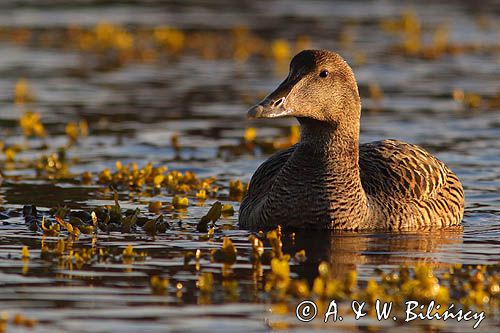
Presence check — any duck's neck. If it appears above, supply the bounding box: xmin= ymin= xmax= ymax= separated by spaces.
xmin=287 ymin=118 xmax=370 ymax=229
xmin=297 ymin=118 xmax=360 ymax=162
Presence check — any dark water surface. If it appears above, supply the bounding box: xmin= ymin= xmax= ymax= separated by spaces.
xmin=0 ymin=1 xmax=499 ymax=332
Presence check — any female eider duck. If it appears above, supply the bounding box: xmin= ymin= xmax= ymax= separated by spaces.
xmin=239 ymin=50 xmax=464 ymax=230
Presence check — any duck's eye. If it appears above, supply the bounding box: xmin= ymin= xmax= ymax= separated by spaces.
xmin=319 ymin=70 xmax=329 ymax=78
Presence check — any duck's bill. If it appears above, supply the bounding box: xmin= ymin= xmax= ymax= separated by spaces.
xmin=247 ymin=74 xmax=297 ymax=119
xmin=247 ymin=103 xmax=293 ymax=119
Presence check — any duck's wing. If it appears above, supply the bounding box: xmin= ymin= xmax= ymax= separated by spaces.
xmin=359 ymin=139 xmax=464 ymax=227
xmin=239 ymin=144 xmax=297 ymax=228
xmin=359 ymin=139 xmax=448 ymax=200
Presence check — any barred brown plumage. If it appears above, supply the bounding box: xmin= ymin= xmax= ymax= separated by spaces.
xmin=239 ymin=50 xmax=464 ymax=230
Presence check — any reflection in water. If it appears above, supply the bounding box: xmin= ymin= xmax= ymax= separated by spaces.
xmin=283 ymin=229 xmax=463 ymax=280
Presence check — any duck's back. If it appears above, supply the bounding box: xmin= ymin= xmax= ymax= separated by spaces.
xmin=359 ymin=139 xmax=464 ymax=229
xmin=239 ymin=140 xmax=464 ymax=230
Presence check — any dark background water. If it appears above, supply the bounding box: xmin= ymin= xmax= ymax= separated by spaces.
xmin=0 ymin=1 xmax=499 ymax=332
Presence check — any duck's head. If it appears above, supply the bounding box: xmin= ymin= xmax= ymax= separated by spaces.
xmin=247 ymin=50 xmax=361 ymax=127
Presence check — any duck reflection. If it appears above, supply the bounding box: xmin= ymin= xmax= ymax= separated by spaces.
xmin=281 ymin=228 xmax=463 ymax=280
